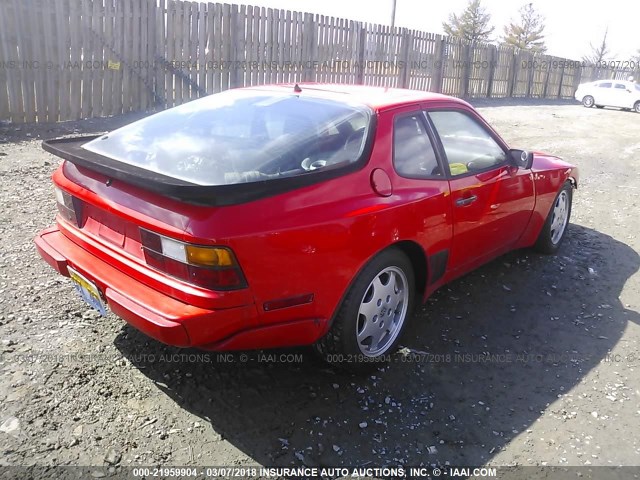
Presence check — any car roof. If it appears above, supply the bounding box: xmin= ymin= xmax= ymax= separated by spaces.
xmin=593 ymin=79 xmax=635 ymax=85
xmin=238 ymin=83 xmax=471 ymax=111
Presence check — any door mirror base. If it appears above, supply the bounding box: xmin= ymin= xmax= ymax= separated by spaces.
xmin=509 ymin=149 xmax=534 ymax=169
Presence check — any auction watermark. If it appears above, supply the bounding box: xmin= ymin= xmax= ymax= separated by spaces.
xmin=0 ymin=58 xmax=503 ymax=72
xmin=320 ymin=350 xmax=638 ymax=365
xmin=2 ymin=58 xmax=638 ymax=72
xmin=1 ymin=349 xmax=635 ymax=367
xmin=0 ymin=351 xmax=305 ymax=366
xmin=0 ymin=59 xmax=123 ymax=70
xmin=398 ymin=351 xmax=638 ymax=364
xmin=0 ymin=465 xmax=638 ymax=479
xmin=520 ymin=59 xmax=639 ymax=70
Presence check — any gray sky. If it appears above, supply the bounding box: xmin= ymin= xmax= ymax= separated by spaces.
xmin=229 ymin=0 xmax=639 ymax=61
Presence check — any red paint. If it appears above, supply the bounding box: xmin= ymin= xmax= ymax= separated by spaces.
xmin=205 ymin=318 xmax=329 ymax=351
xmin=34 ymin=85 xmax=579 ymax=351
xmin=370 ymin=168 xmax=393 ymax=196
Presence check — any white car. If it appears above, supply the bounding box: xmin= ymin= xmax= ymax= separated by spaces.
xmin=574 ymin=80 xmax=640 ymax=112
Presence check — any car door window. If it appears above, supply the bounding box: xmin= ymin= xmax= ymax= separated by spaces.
xmin=598 ymin=82 xmax=612 ymax=88
xmin=428 ymin=110 xmax=506 ymax=177
xmin=393 ymin=113 xmax=442 ymax=178
xmin=614 ymin=83 xmax=627 ymax=90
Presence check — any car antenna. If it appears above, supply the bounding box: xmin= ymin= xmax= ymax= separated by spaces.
xmin=293 ymin=83 xmax=302 ymax=93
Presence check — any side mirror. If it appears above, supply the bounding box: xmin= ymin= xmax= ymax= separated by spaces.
xmin=509 ymin=149 xmax=534 ymax=169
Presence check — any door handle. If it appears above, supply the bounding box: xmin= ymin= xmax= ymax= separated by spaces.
xmin=455 ymin=194 xmax=478 ymax=207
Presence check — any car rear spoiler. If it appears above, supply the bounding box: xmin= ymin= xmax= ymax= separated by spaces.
xmin=42 ymin=135 xmax=363 ymax=206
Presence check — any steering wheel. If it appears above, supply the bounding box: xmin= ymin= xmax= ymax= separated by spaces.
xmin=467 ymin=155 xmax=498 ymax=171
xmin=342 ymin=127 xmax=366 ymax=151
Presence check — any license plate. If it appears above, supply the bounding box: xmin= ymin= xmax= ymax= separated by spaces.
xmin=67 ymin=266 xmax=107 ymax=316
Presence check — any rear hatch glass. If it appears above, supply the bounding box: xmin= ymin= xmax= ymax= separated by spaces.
xmin=82 ymin=89 xmax=372 ymax=186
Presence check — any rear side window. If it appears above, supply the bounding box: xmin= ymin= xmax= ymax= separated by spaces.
xmin=393 ymin=114 xmax=441 ymax=178
xmin=82 ymin=90 xmax=372 ymax=186
xmin=598 ymin=82 xmax=612 ymax=88
xmin=428 ymin=110 xmax=506 ymax=176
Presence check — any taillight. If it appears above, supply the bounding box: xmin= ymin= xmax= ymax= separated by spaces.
xmin=139 ymin=229 xmax=247 ymax=291
xmin=54 ymin=186 xmax=82 ymax=226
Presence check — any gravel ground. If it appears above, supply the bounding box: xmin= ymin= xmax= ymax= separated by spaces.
xmin=1 ymin=100 xmax=639 ymax=475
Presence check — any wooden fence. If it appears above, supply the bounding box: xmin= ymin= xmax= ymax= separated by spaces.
xmin=1 ymin=0 xmax=638 ymax=123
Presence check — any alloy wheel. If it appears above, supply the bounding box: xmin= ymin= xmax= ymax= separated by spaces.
xmin=550 ymin=190 xmax=569 ymax=244
xmin=356 ymin=266 xmax=409 ymax=356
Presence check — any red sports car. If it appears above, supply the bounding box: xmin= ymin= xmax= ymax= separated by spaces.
xmin=35 ymin=84 xmax=578 ymax=367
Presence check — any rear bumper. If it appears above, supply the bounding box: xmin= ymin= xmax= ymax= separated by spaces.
xmin=34 ymin=226 xmax=258 ymax=347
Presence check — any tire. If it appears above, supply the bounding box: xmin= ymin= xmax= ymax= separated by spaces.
xmin=314 ymin=248 xmax=415 ymax=371
xmin=582 ymin=96 xmax=594 ymax=107
xmin=534 ymin=181 xmax=573 ymax=254
xmin=635 ymin=101 xmax=640 ymax=113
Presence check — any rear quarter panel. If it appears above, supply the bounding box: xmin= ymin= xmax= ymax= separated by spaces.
xmin=187 ymin=106 xmax=452 ymax=331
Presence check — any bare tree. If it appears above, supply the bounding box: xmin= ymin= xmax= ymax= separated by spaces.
xmin=502 ymin=3 xmax=546 ymax=53
xmin=582 ymin=28 xmax=610 ymax=65
xmin=442 ymin=0 xmax=495 ymax=43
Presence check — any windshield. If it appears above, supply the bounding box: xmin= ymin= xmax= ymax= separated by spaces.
xmin=82 ymin=90 xmax=372 ymax=185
